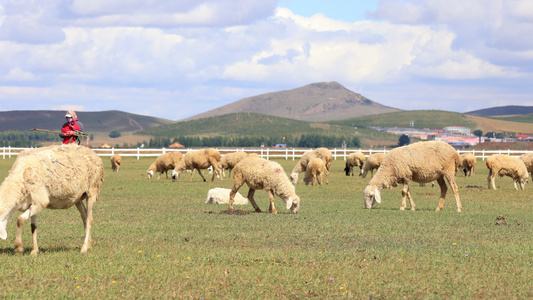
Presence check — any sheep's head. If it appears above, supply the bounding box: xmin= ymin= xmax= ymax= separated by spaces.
xmin=147 ymin=169 xmax=154 ymax=180
xmin=171 ymin=169 xmax=179 ymax=182
xmin=286 ymin=195 xmax=300 ymax=214
xmin=363 ymin=185 xmax=381 ymax=209
xmin=344 ymin=165 xmax=350 ymax=176
xmin=360 ymin=169 xmax=368 ymax=178
xmin=517 ymin=174 xmax=529 ymax=190
xmin=290 ymin=172 xmax=299 ymax=184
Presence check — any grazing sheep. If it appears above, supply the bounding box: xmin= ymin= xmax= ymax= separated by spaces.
xmin=229 ymin=157 xmax=300 ymax=214
xmin=486 ymin=154 xmax=529 ymax=190
xmin=459 ymin=153 xmax=476 ymax=176
xmin=290 ymin=148 xmax=332 ymax=184
xmin=110 ymin=154 xmax=122 ymax=172
xmin=205 ymin=188 xmax=249 ymax=205
xmin=171 ymin=148 xmax=223 ymax=182
xmin=360 ymin=153 xmax=386 ymax=178
xmin=218 ymin=152 xmax=249 ymax=177
xmin=147 ymin=152 xmax=184 ymax=180
xmin=0 ymin=144 xmax=104 ymax=255
xmin=363 ymin=141 xmax=462 ymax=212
xmin=344 ymin=152 xmax=366 ymax=176
xmin=520 ymin=153 xmax=533 ymax=178
xmin=303 ymin=157 xmax=326 ymax=186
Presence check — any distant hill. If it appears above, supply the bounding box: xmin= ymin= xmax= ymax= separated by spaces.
xmin=0 ymin=110 xmax=173 ymax=135
xmin=466 ymin=105 xmax=533 ymax=116
xmin=182 ymin=81 xmax=400 ymax=122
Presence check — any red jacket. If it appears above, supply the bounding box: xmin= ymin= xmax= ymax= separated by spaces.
xmin=61 ymin=122 xmax=81 ymax=144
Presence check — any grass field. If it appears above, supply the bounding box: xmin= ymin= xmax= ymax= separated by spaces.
xmin=0 ymin=155 xmax=531 ymax=299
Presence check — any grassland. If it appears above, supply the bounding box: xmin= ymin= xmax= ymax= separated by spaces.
xmin=0 ymin=156 xmax=531 ymax=299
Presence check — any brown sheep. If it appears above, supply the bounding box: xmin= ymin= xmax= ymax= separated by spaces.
xmin=303 ymin=157 xmax=326 ymax=186
xmin=171 ymin=148 xmax=222 ymax=182
xmin=459 ymin=153 xmax=476 ymax=176
xmin=363 ymin=141 xmax=462 ymax=212
xmin=110 ymin=153 xmax=122 ymax=172
xmin=344 ymin=152 xmax=365 ymax=176
xmin=147 ymin=151 xmax=184 ymax=180
xmin=360 ymin=153 xmax=386 ymax=178
xmin=218 ymin=152 xmax=249 ymax=178
xmin=486 ymin=154 xmax=529 ymax=190
xmin=520 ymin=153 xmax=533 ymax=178
xmin=290 ymin=148 xmax=332 ymax=184
xmin=229 ymin=157 xmax=300 ymax=214
xmin=0 ymin=144 xmax=104 ymax=255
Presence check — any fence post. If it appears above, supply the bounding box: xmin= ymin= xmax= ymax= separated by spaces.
xmin=266 ymin=148 xmax=270 ymax=160
xmin=137 ymin=148 xmax=140 ymax=160
xmin=2 ymin=146 xmax=4 ymax=159
xmin=111 ymin=147 xmax=115 ymax=155
xmin=285 ymin=147 xmax=288 ymax=160
xmin=293 ymin=148 xmax=295 ymax=161
xmin=8 ymin=146 xmax=11 ymax=158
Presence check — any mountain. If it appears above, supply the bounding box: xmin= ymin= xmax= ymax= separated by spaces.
xmin=466 ymin=105 xmax=533 ymax=116
xmin=182 ymin=81 xmax=400 ymax=122
xmin=0 ymin=110 xmax=173 ymax=134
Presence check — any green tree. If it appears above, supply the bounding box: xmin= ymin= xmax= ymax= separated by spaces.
xmin=473 ymin=130 xmax=483 ymax=143
xmin=398 ymin=134 xmax=410 ymax=147
xmin=109 ymin=130 xmax=121 ymax=138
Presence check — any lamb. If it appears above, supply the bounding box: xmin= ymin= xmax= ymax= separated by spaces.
xmin=147 ymin=151 xmax=184 ymax=180
xmin=110 ymin=153 xmax=122 ymax=172
xmin=229 ymin=157 xmax=300 ymax=214
xmin=344 ymin=152 xmax=366 ymax=176
xmin=303 ymin=157 xmax=326 ymax=186
xmin=171 ymin=148 xmax=223 ymax=182
xmin=218 ymin=151 xmax=249 ymax=178
xmin=519 ymin=153 xmax=533 ymax=178
xmin=363 ymin=141 xmax=462 ymax=212
xmin=290 ymin=147 xmax=332 ymax=184
xmin=459 ymin=153 xmax=476 ymax=176
xmin=205 ymin=188 xmax=249 ymax=205
xmin=360 ymin=153 xmax=386 ymax=178
xmin=0 ymin=144 xmax=104 ymax=255
xmin=486 ymin=154 xmax=529 ymax=190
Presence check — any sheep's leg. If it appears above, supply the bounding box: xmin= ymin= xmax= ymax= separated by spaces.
xmin=325 ymin=169 xmax=329 ymax=184
xmin=445 ymin=175 xmax=462 ymax=212
xmin=247 ymin=189 xmax=262 ymax=213
xmin=267 ymin=190 xmax=277 ymax=214
xmin=15 ymin=203 xmax=45 ymax=255
xmin=195 ymin=169 xmax=206 ymax=182
xmin=312 ymin=173 xmax=317 ymax=186
xmin=76 ymin=201 xmax=88 ymax=229
xmin=513 ymin=179 xmax=519 ymax=190
xmin=80 ymin=196 xmax=95 ymax=254
xmin=400 ymin=184 xmax=409 ymax=211
xmin=487 ymin=169 xmax=496 ymax=190
xmin=319 ymin=172 xmax=324 ymax=186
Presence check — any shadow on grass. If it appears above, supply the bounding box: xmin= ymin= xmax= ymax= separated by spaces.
xmin=0 ymin=245 xmax=76 ymax=255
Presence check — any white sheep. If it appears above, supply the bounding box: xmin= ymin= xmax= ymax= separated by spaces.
xmin=303 ymin=157 xmax=326 ymax=186
xmin=205 ymin=188 xmax=249 ymax=205
xmin=171 ymin=148 xmax=223 ymax=182
xmin=459 ymin=153 xmax=476 ymax=176
xmin=0 ymin=144 xmax=104 ymax=255
xmin=290 ymin=147 xmax=332 ymax=184
xmin=110 ymin=153 xmax=122 ymax=172
xmin=147 ymin=151 xmax=184 ymax=180
xmin=360 ymin=153 xmax=386 ymax=178
xmin=486 ymin=154 xmax=529 ymax=190
xmin=218 ymin=151 xmax=249 ymax=178
xmin=519 ymin=153 xmax=533 ymax=178
xmin=344 ymin=152 xmax=366 ymax=176
xmin=229 ymin=157 xmax=300 ymax=214
xmin=363 ymin=141 xmax=462 ymax=212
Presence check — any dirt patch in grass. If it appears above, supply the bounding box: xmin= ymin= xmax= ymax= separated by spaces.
xmin=219 ymin=209 xmax=253 ymax=215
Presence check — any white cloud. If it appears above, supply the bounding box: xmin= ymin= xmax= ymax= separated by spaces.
xmin=0 ymin=0 xmax=531 ymax=119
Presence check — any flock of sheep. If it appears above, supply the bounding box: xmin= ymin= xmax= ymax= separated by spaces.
xmin=0 ymin=141 xmax=531 ymax=255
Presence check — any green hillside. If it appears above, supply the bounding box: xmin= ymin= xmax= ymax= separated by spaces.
xmin=487 ymin=113 xmax=533 ymax=124
xmin=138 ymin=112 xmax=359 ymax=137
xmin=331 ymin=110 xmax=477 ymax=129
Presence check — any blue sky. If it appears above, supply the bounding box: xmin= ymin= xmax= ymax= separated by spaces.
xmin=0 ymin=0 xmax=532 ymax=120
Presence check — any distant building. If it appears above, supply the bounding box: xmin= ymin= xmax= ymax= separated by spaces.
xmin=444 ymin=126 xmax=470 ymax=135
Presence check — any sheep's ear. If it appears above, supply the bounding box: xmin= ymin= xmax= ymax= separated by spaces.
xmin=286 ymin=198 xmax=293 ymax=210
xmin=374 ymin=187 xmax=381 ymax=204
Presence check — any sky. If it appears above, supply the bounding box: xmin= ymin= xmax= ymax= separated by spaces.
xmin=0 ymin=0 xmax=532 ymax=121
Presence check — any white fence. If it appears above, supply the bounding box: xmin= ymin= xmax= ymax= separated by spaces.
xmin=2 ymin=146 xmax=531 ymax=161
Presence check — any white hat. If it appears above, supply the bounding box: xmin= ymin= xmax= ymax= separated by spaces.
xmin=65 ymin=113 xmax=72 ymax=118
